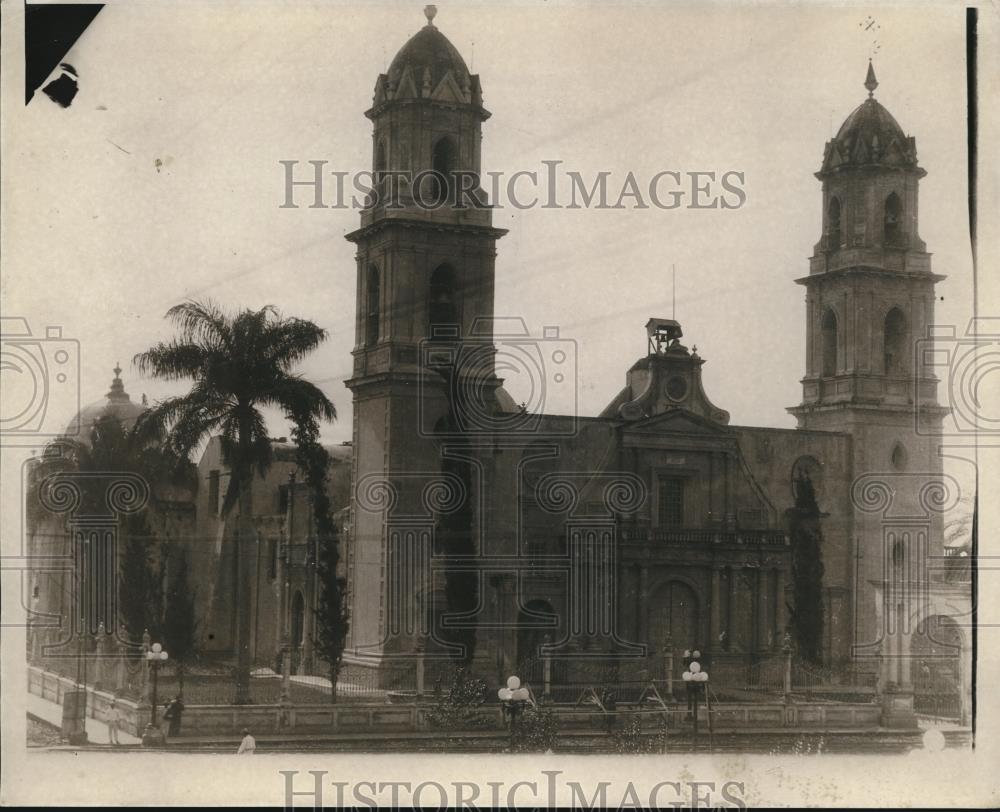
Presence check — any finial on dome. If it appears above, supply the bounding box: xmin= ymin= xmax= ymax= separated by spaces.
xmin=424 ymin=5 xmax=437 ymax=26
xmin=865 ymin=59 xmax=878 ymax=98
xmin=107 ymin=362 xmax=127 ymax=401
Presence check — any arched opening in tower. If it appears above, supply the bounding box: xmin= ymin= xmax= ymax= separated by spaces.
xmin=821 ymin=308 xmax=838 ymax=377
xmin=827 ymin=196 xmax=842 ymax=250
xmin=884 ymin=192 xmax=903 ymax=246
xmin=431 ymin=136 xmax=457 ymax=203
xmin=428 ymin=264 xmax=459 ymax=339
xmin=884 ymin=307 xmax=907 ymax=375
xmin=366 ymin=265 xmax=380 ymax=347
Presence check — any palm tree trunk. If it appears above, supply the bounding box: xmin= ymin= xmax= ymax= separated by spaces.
xmin=234 ymin=482 xmax=254 ymax=703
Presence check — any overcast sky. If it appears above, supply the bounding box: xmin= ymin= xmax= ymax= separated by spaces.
xmin=4 ymin=0 xmax=976 ymax=447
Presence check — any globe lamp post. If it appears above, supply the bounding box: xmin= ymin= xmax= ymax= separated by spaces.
xmin=498 ymin=675 xmax=530 ymax=749
xmin=682 ymin=658 xmax=709 ymax=740
xmin=141 ymin=643 xmax=169 ymax=747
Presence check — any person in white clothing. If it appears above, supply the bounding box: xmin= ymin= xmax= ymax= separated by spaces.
xmin=237 ymin=728 xmax=256 ymax=754
xmin=107 ymin=699 xmax=122 ymax=746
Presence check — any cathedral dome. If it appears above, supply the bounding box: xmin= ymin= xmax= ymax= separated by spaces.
xmin=387 ymin=6 xmax=471 ymax=93
xmin=64 ymin=364 xmax=146 ymax=443
xmin=820 ymin=62 xmax=919 ymax=174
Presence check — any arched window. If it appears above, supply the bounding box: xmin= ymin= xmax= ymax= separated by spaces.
xmin=428 ymin=264 xmax=458 ymax=339
xmin=884 ymin=307 xmax=906 ymax=374
xmin=884 ymin=192 xmax=903 ymax=246
xmin=366 ymin=265 xmax=380 ymax=347
xmin=827 ymin=197 xmax=842 ymax=250
xmin=431 ymin=137 xmax=457 ymax=203
xmin=821 ymin=308 xmax=838 ymax=377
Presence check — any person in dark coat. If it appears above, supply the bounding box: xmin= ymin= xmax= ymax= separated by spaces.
xmin=163 ymin=696 xmax=185 ymax=737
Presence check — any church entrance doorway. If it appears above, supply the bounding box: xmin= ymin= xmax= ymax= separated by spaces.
xmin=649 ymin=580 xmax=701 ymax=680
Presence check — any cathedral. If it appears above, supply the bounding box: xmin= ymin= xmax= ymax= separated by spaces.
xmin=25 ymin=7 xmax=971 ymax=728
xmin=338 ymin=7 xmax=968 ymax=720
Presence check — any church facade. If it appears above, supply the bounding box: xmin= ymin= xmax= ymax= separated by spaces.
xmin=339 ymin=9 xmax=964 ymax=709
xmin=23 ymin=9 xmax=971 ymax=726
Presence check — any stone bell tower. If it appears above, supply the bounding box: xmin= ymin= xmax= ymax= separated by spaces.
xmin=343 ymin=6 xmax=507 ymax=672
xmin=788 ymin=63 xmax=950 ymax=687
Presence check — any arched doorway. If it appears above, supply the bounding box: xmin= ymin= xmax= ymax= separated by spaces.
xmin=911 ymin=615 xmax=962 ymax=720
xmin=649 ymin=581 xmax=701 ymax=677
xmin=516 ymin=599 xmax=558 ymax=685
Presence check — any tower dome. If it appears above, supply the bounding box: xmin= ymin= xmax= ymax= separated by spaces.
xmin=64 ymin=363 xmax=146 ymax=442
xmin=820 ymin=62 xmax=920 ymax=175
xmin=388 ymin=6 xmax=471 ymax=91
xmin=372 ymin=5 xmax=484 ymax=114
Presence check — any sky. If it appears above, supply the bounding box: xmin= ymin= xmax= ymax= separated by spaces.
xmin=2 ymin=0 xmax=977 ymax=447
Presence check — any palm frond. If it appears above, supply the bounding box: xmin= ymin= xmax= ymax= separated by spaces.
xmin=262 ymin=318 xmax=329 ymax=370
xmin=133 ymin=341 xmax=207 ymax=380
xmin=165 ymin=299 xmax=231 ymax=347
xmin=260 ymin=375 xmax=337 ymax=424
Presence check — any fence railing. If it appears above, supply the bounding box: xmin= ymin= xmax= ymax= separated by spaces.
xmin=31 ymin=645 xmax=884 ymax=710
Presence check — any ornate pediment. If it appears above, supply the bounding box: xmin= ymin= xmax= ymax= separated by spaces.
xmin=606 ymin=326 xmax=731 ymax=425
xmin=624 ymin=407 xmax=732 ymax=437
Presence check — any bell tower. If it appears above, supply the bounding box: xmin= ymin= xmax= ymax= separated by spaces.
xmin=344 ymin=6 xmax=506 ymax=669
xmin=788 ymin=63 xmax=950 ymax=672
xmin=789 ymin=62 xmax=948 ymax=442
xmin=790 ymin=61 xmax=944 ymax=426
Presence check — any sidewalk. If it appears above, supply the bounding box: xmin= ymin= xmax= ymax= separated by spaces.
xmin=27 ymin=692 xmax=141 ymax=746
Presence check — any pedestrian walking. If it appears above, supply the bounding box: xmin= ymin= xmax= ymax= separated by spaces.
xmin=164 ymin=695 xmax=185 ymax=737
xmin=107 ymin=699 xmax=122 ymax=746
xmin=237 ymin=728 xmax=256 ymax=754
xmin=160 ymin=700 xmax=171 ymax=740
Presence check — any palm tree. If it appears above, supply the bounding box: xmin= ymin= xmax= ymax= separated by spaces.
xmin=134 ymin=300 xmax=335 ymax=703
xmin=29 ymin=414 xmax=194 ymax=640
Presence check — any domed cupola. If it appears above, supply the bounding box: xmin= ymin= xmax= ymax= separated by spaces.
xmin=64 ymin=363 xmax=146 ymax=442
xmin=819 ymin=61 xmax=922 ymax=176
xmin=372 ymin=5 xmax=485 ymax=115
xmin=809 ymin=61 xmax=929 ymax=259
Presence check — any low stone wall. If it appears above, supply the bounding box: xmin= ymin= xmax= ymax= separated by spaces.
xmin=706 ymin=702 xmax=880 ymax=728
xmin=28 ymin=666 xmax=881 ymax=737
xmin=28 ymin=666 xmax=144 ymax=736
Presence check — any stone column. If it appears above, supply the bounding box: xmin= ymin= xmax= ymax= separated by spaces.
xmin=756 ymin=568 xmax=769 ymax=653
xmin=664 ymin=637 xmax=674 ymax=696
xmin=773 ymin=567 xmax=786 ymax=646
xmin=727 ymin=565 xmax=738 ymax=650
xmin=415 ymin=642 xmax=425 ymax=697
xmin=805 ymin=297 xmax=815 ymax=377
xmin=710 ymin=566 xmax=721 ymax=652
xmin=95 ymin=624 xmax=110 ymax=688
xmin=638 ymin=565 xmax=649 ymax=644
xmin=542 ymin=638 xmax=552 ymax=702
xmin=115 ymin=642 xmax=127 ymax=694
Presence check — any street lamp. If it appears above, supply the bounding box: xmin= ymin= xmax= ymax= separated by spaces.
xmin=497 ymin=675 xmax=530 ymax=749
xmin=141 ymin=642 xmax=169 ymax=747
xmin=682 ymin=657 xmax=709 ymax=740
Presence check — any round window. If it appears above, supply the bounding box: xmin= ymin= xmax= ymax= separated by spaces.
xmin=665 ymin=376 xmax=688 ymax=402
